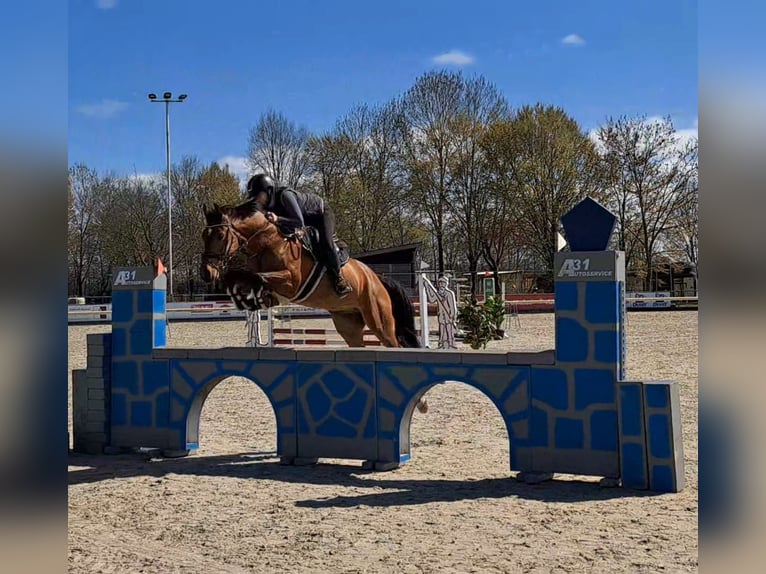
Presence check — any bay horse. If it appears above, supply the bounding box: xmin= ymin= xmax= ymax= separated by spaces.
xmin=200 ymin=199 xmax=428 ymax=412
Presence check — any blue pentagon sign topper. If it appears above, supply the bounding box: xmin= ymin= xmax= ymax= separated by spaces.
xmin=560 ymin=197 xmax=617 ymax=252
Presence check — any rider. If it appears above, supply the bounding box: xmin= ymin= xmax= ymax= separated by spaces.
xmin=245 ymin=173 xmax=353 ymax=297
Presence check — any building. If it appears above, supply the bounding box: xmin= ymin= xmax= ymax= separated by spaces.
xmin=352 ymin=242 xmax=423 ymax=297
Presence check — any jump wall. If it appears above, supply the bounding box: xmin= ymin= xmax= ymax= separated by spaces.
xmin=71 ymin=198 xmax=685 ymax=493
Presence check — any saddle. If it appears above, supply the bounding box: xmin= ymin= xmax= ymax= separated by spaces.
xmin=294 ymin=226 xmax=350 ymax=268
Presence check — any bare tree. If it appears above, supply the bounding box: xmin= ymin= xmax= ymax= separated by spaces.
xmin=170 ymin=156 xmax=204 ymax=294
xmin=663 ymin=181 xmax=698 ymax=270
xmin=305 ymin=133 xmax=353 ymax=201
xmin=446 ymin=75 xmax=510 ymax=294
xmin=68 ymin=164 xmax=102 ymax=296
xmin=305 ymin=102 xmax=427 ymax=253
xmin=597 ymin=116 xmax=698 ymax=290
xmin=246 ymin=109 xmax=312 ymax=187
xmin=480 ymin=121 xmax=540 ymax=293
xmin=481 ymin=105 xmax=601 ymax=282
xmin=399 ymin=70 xmax=464 ymax=273
xmin=595 ymin=146 xmax=643 ymax=272
xmin=332 ymin=102 xmax=410 ymax=251
xmin=96 ymin=174 xmax=167 ymax=270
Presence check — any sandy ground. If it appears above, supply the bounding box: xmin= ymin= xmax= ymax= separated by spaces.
xmin=68 ymin=311 xmax=698 ymax=573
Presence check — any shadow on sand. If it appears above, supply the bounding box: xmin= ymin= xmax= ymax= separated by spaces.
xmin=68 ymin=450 xmax=659 ymax=508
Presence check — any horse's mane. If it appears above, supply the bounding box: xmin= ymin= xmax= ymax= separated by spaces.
xmin=205 ymin=198 xmax=265 ymax=226
xmin=230 ymin=198 xmax=264 ymax=221
xmin=205 ymin=198 xmax=301 ymax=237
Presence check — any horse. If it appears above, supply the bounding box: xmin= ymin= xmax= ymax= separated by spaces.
xmin=199 ymin=199 xmax=428 ymax=413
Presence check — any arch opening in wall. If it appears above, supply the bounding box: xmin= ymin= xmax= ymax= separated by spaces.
xmin=400 ymin=380 xmax=512 ymax=477
xmin=186 ymin=375 xmax=278 ymax=456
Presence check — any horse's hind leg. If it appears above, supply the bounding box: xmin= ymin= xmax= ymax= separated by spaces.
xmin=331 ymin=311 xmax=366 ymax=347
xmin=359 ymin=300 xmax=399 ymax=348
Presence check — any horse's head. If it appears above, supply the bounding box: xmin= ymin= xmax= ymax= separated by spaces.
xmin=200 ymin=200 xmax=269 ymax=283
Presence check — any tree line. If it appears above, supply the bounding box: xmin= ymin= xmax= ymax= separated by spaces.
xmin=68 ymin=70 xmax=698 ymax=299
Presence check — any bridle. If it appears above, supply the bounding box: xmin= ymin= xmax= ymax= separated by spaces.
xmin=202 ymin=214 xmax=272 ymax=269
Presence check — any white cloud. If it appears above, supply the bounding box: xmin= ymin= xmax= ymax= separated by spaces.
xmin=432 ymin=50 xmax=475 ymax=67
xmin=76 ymin=99 xmax=129 ymax=119
xmin=588 ymin=115 xmax=698 ymax=155
xmin=217 ymin=156 xmax=251 ymax=189
xmin=645 ymin=116 xmax=698 ymax=149
xmin=96 ymin=0 xmax=119 ymax=9
xmin=128 ymin=172 xmax=162 ymax=185
xmin=674 ymin=119 xmax=698 ymax=149
xmin=561 ymin=34 xmax=586 ymax=47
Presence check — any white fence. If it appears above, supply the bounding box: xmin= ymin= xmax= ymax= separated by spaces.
xmin=625 ymin=291 xmax=673 ymax=309
xmin=68 ymin=291 xmax=697 ymax=324
xmin=67 ymin=301 xmax=249 ymax=323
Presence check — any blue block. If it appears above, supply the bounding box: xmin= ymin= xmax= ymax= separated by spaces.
xmin=585 ymin=282 xmax=619 ymax=324
xmin=555 ymin=417 xmax=584 ymax=449
xmin=305 ymin=381 xmax=332 ymax=421
xmin=152 ymin=289 xmax=166 ymax=314
xmin=101 ymin=333 xmax=113 ymax=349
xmin=137 ymin=289 xmax=154 ymax=314
xmin=130 ymin=320 xmax=153 ymax=355
xmin=131 ymin=401 xmax=153 ymax=427
xmin=531 ymin=369 xmax=569 ymax=410
xmin=142 ymin=360 xmax=170 ymax=395
xmin=130 ymin=331 xmax=153 ymax=356
xmin=618 ymin=384 xmax=644 ymax=437
xmin=347 ymin=363 xmax=375 ymax=387
xmin=529 ymin=406 xmax=549 ymax=447
xmin=645 ymin=384 xmax=670 ymax=409
xmin=574 ymin=369 xmax=615 ymax=409
xmin=556 ymin=318 xmax=588 ymax=362
xmin=647 ymin=413 xmax=671 ymax=459
xmin=325 ymin=370 xmax=358 ymax=399
xmin=111 ymin=291 xmax=135 ymax=323
xmin=154 ymin=319 xmax=166 ymax=347
xmin=555 ymin=282 xmax=579 ymax=311
xmin=594 ymin=329 xmax=619 ymax=363
xmin=316 ymin=415 xmax=357 ymax=438
xmin=111 ymin=393 xmax=127 ymax=426
xmin=363 ymin=403 xmax=377 ymax=439
xmin=112 ymin=361 xmax=139 ymax=395
xmin=335 ymin=388 xmax=370 ymax=426
xmin=650 ymin=465 xmax=676 ymax=493
xmin=590 ymin=410 xmax=618 ymax=451
xmin=621 ymin=442 xmax=648 ymax=489
xmin=111 ymin=328 xmax=127 ymax=357
xmin=155 ymin=391 xmax=169 ymax=427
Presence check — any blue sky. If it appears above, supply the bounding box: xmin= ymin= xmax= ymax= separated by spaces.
xmin=68 ymin=0 xmax=698 ymax=185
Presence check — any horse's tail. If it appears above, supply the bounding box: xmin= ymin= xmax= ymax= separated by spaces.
xmin=379 ymin=275 xmax=421 ymax=348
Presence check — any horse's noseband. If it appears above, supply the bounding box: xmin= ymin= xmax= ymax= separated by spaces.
xmin=205 ymin=220 xmax=269 ymax=265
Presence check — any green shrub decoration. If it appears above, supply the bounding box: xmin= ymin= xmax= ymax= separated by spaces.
xmin=457 ymin=295 xmax=506 ymax=350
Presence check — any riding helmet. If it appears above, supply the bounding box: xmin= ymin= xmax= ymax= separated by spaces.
xmin=246 ymin=173 xmax=276 ymax=199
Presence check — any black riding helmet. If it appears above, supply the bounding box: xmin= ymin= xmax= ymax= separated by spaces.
xmin=246 ymin=174 xmax=276 ymax=203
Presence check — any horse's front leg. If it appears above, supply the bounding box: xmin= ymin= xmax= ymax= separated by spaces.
xmin=223 ymin=269 xmax=273 ymax=311
xmin=256 ymin=270 xmax=299 ymax=297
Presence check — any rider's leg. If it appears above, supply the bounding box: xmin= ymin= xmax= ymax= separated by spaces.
xmin=313 ymin=210 xmax=352 ymax=296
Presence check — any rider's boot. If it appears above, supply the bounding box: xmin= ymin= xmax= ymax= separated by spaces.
xmin=325 ymin=248 xmax=352 ymax=297
xmin=333 ymin=273 xmax=353 ymax=298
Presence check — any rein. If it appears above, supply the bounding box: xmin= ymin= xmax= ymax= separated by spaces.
xmin=204 ymin=215 xmax=298 ymax=265
xmin=203 ymin=220 xmax=269 ymax=268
